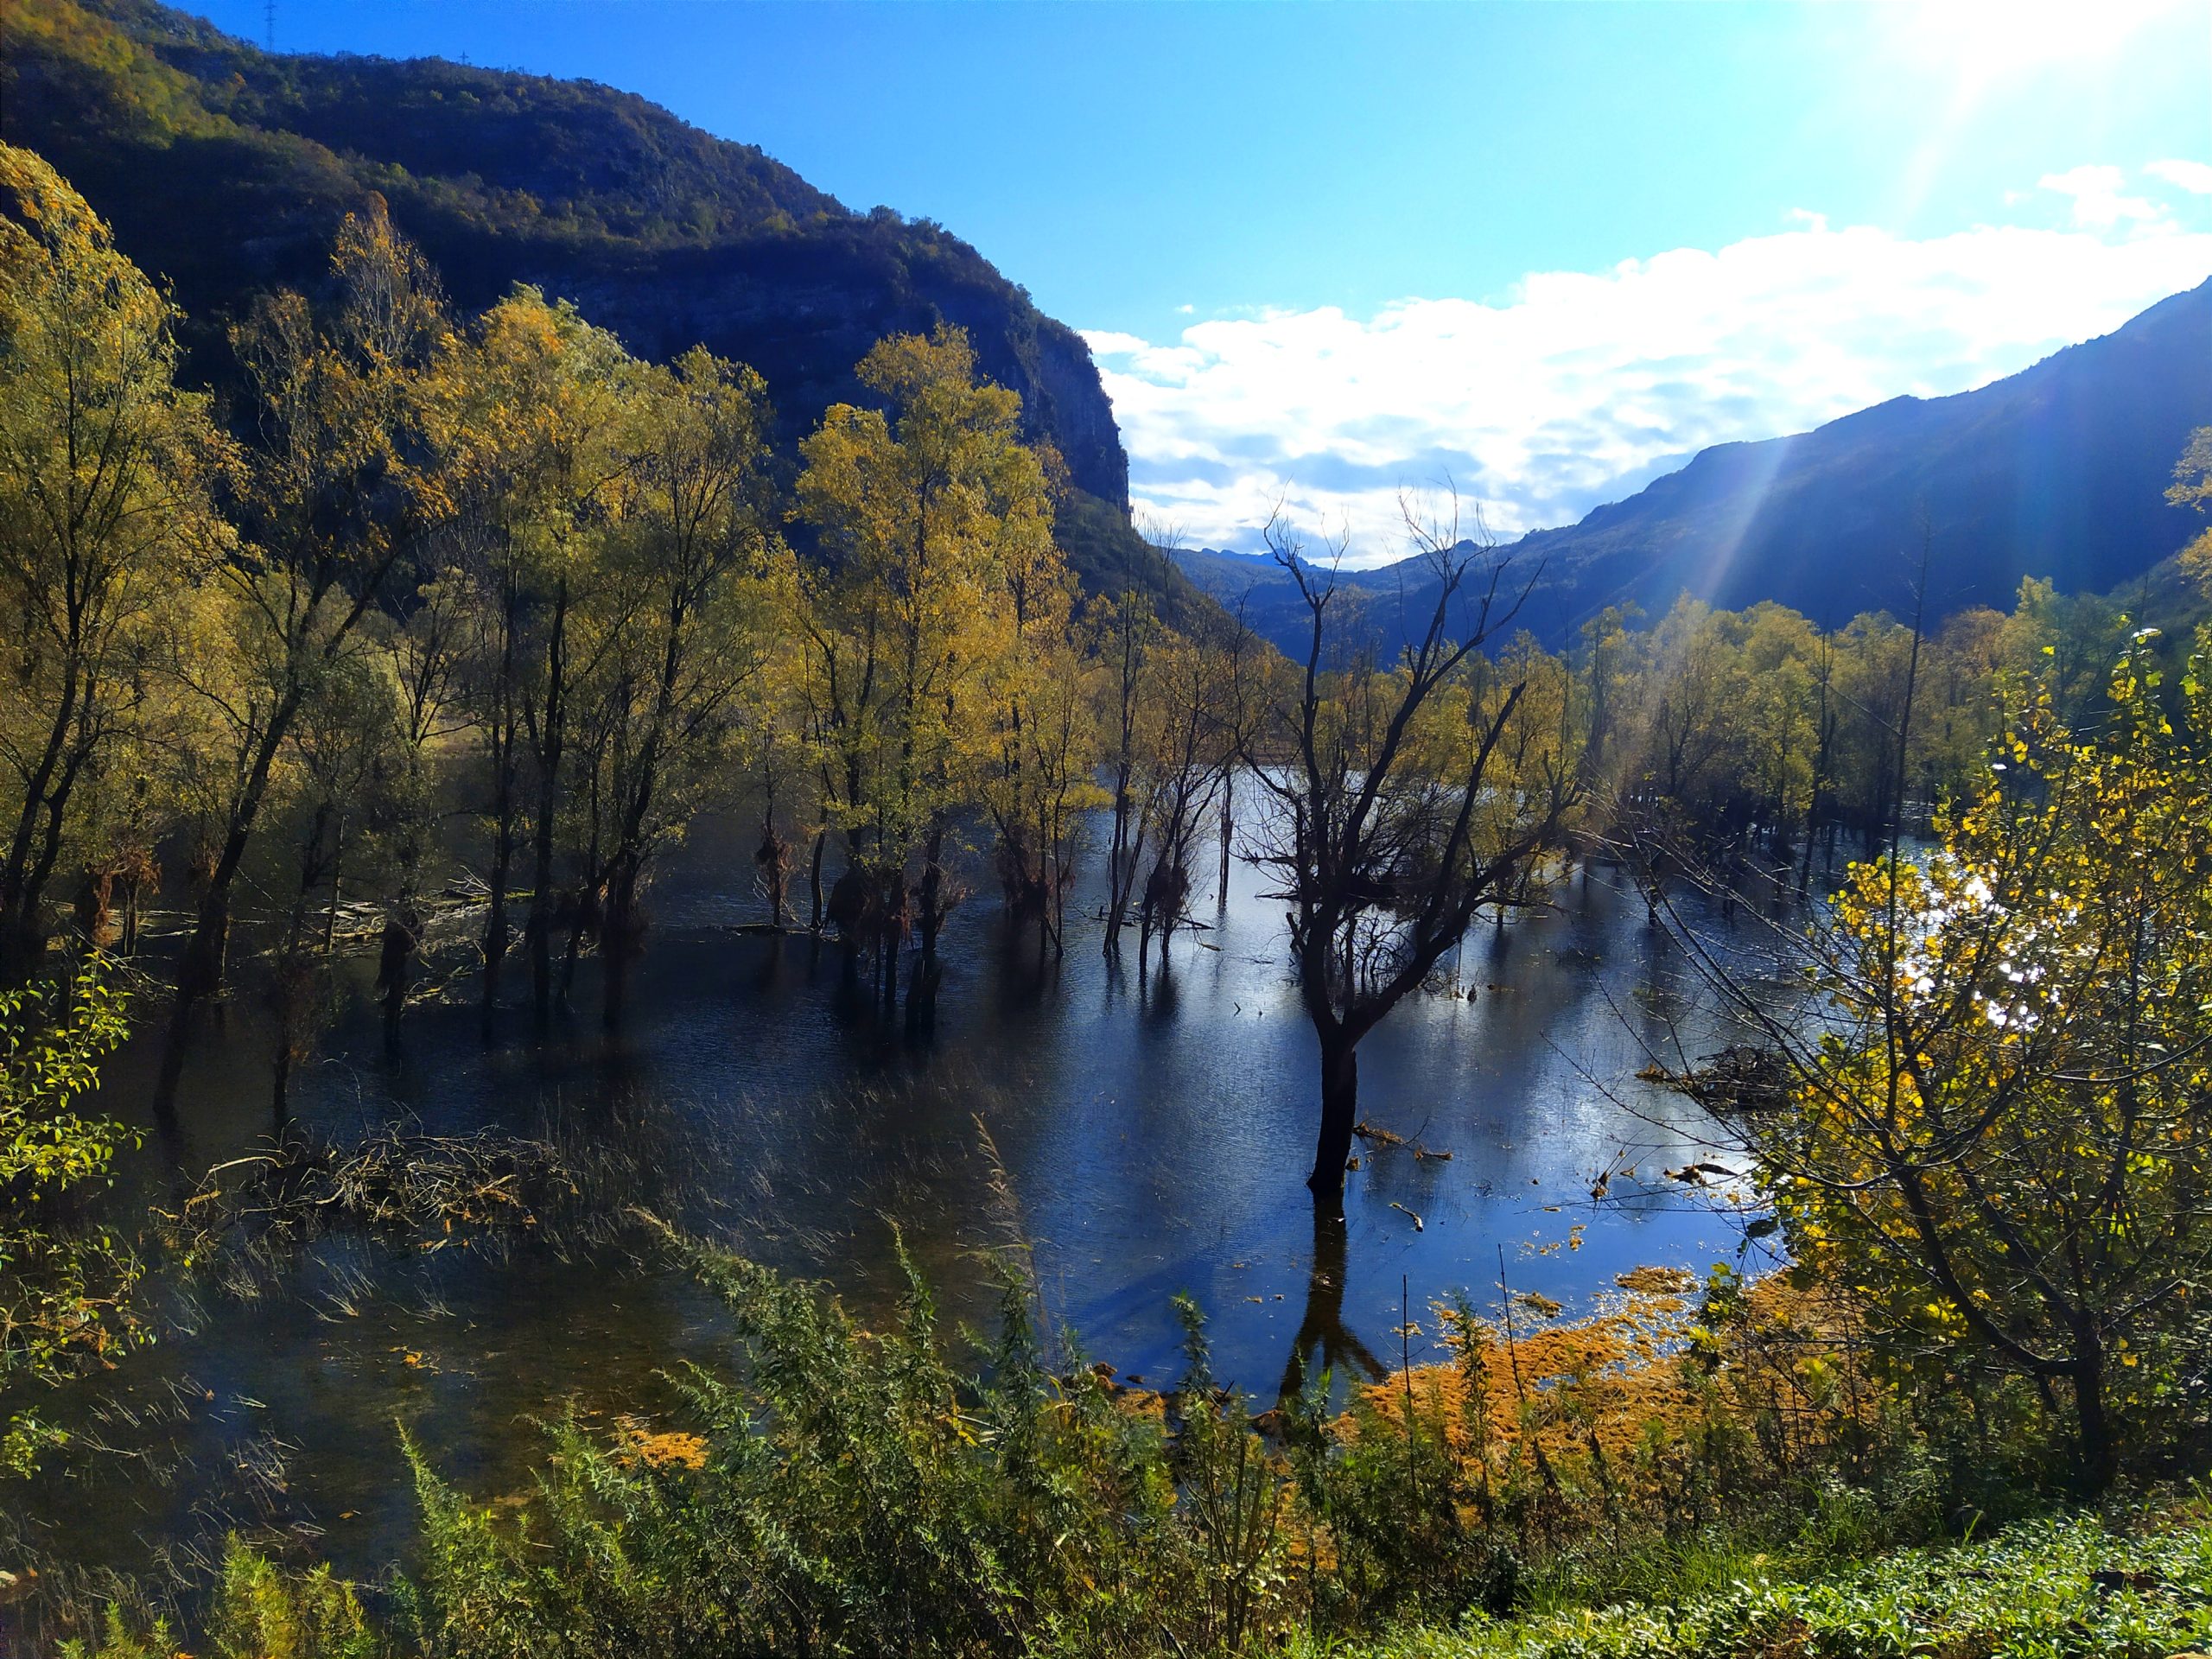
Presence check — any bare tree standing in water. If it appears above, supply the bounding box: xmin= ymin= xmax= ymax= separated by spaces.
xmin=1245 ymin=497 xmax=1571 ymax=1211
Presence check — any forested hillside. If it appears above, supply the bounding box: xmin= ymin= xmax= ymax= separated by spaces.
xmin=1513 ymin=274 xmax=2212 ymax=627
xmin=0 ymin=0 xmax=1211 ymax=613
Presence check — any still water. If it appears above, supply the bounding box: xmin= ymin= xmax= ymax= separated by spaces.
xmin=17 ymin=815 xmax=1763 ymax=1598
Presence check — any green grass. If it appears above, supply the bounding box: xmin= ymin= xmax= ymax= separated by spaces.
xmin=1339 ymin=1511 xmax=2212 ymax=1659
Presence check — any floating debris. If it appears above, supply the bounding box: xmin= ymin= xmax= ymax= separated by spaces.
xmin=1356 ymin=1121 xmax=1454 ymax=1162
xmin=1643 ymin=1046 xmax=1791 ymax=1111
xmin=1662 ymin=1161 xmax=1744 ymax=1185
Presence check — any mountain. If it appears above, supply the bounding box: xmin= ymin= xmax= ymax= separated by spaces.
xmin=1 ymin=0 xmax=1216 ymax=618
xmin=1169 ymin=545 xmax=1399 ymax=652
xmin=1181 ymin=276 xmax=2212 ymax=653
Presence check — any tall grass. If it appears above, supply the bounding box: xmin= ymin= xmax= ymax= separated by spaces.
xmin=52 ymin=1239 xmax=2059 ymax=1658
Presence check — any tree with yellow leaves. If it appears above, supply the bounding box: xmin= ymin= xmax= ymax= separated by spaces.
xmin=977 ymin=464 xmax=1104 ymax=955
xmin=1126 ymin=625 xmax=1237 ymax=970
xmin=2175 ymin=426 xmax=2212 ymax=594
xmin=0 ymin=145 xmax=227 ymax=984
xmin=443 ymin=289 xmax=639 ymax=1026
xmin=152 ymin=199 xmax=460 ymax=1122
xmin=796 ymin=326 xmax=1055 ymax=1013
xmin=580 ymin=347 xmax=779 ymax=1027
xmin=1704 ymin=628 xmax=2212 ymax=1493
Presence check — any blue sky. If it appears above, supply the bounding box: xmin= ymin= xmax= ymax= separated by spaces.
xmin=194 ymin=0 xmax=2212 ymax=553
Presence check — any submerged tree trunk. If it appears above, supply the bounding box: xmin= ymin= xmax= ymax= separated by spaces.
xmin=153 ymin=710 xmax=291 ymax=1125
xmin=483 ymin=753 xmax=517 ymax=1026
xmin=759 ymin=813 xmax=790 ymax=928
xmin=481 ymin=594 xmax=522 ymax=1028
xmin=527 ymin=579 xmax=569 ymax=1025
xmin=377 ymin=904 xmax=419 ymax=1051
xmin=1309 ymin=1033 xmax=1360 ymax=1208
xmin=910 ymin=822 xmax=946 ymax=1030
xmin=1217 ymin=769 xmax=1234 ymax=910
xmin=601 ymin=855 xmax=644 ymax=1029
xmin=1104 ymin=821 xmax=1148 ymax=961
xmin=808 ymin=830 xmax=826 ymax=931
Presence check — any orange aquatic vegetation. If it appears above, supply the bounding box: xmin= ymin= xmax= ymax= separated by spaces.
xmin=1353 ymin=1268 xmax=1878 ymax=1507
xmin=613 ymin=1415 xmax=709 ymax=1472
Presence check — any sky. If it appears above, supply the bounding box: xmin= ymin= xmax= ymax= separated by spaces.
xmin=195 ymin=0 xmax=2212 ymax=559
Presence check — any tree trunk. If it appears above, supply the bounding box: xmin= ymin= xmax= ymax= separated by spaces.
xmin=528 ymin=581 xmax=569 ymax=1025
xmin=321 ymin=818 xmax=346 ymax=953
xmin=763 ymin=813 xmax=788 ymax=928
xmin=2073 ymin=1336 xmax=2117 ymax=1497
xmin=483 ymin=601 xmax=520 ymax=1027
xmin=152 ymin=818 xmax=252 ymax=1126
xmin=1217 ymin=770 xmax=1234 ymax=910
xmin=602 ymin=855 xmax=641 ymax=1030
xmin=0 ymin=660 xmax=85 ymax=987
xmin=1105 ymin=823 xmax=1147 ymax=960
xmin=911 ymin=823 xmax=945 ymax=1032
xmin=483 ymin=751 xmax=515 ymax=1027
xmin=918 ymin=819 xmax=945 ymax=968
xmin=808 ymin=830 xmax=825 ymax=931
xmin=1308 ymin=1033 xmax=1360 ymax=1208
xmin=378 ymin=906 xmax=417 ymax=1051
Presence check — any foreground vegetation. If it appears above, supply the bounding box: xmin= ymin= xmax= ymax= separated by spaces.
xmin=1357 ymin=1513 xmax=2212 ymax=1658
xmin=36 ymin=1232 xmax=2212 ymax=1658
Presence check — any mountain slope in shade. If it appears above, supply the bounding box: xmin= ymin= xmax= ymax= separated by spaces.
xmin=0 ymin=0 xmax=1153 ymax=577
xmin=1179 ymin=276 xmax=2212 ymax=652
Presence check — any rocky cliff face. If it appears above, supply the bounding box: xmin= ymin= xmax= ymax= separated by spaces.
xmin=1 ymin=0 xmax=1130 ymax=508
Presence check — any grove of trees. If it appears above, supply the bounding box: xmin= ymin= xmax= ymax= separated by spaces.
xmin=1 ymin=138 xmax=2189 ymax=1176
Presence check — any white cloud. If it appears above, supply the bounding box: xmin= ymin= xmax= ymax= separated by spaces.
xmin=1088 ymin=183 xmax=2212 ymax=560
xmin=2037 ymin=163 xmax=2164 ymax=227
xmin=1080 ymin=330 xmax=1151 ymax=357
xmin=2148 ymin=157 xmax=2212 ymax=195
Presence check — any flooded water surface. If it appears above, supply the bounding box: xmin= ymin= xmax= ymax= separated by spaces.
xmin=19 ymin=815 xmax=1764 ymax=1592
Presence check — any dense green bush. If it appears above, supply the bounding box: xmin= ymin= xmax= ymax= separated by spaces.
xmin=398 ymin=1250 xmax=1298 ymax=1658
xmin=0 ymin=960 xmax=142 ymax=1475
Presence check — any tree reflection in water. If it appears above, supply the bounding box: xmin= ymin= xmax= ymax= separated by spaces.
xmin=1278 ymin=1206 xmax=1386 ymax=1402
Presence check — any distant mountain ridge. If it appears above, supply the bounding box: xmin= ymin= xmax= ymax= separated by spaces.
xmin=0 ymin=0 xmax=1215 ymax=612
xmin=1180 ymin=276 xmax=2212 ymax=652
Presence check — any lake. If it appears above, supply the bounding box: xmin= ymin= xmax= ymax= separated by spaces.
xmin=12 ymin=811 xmax=1768 ymax=1598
